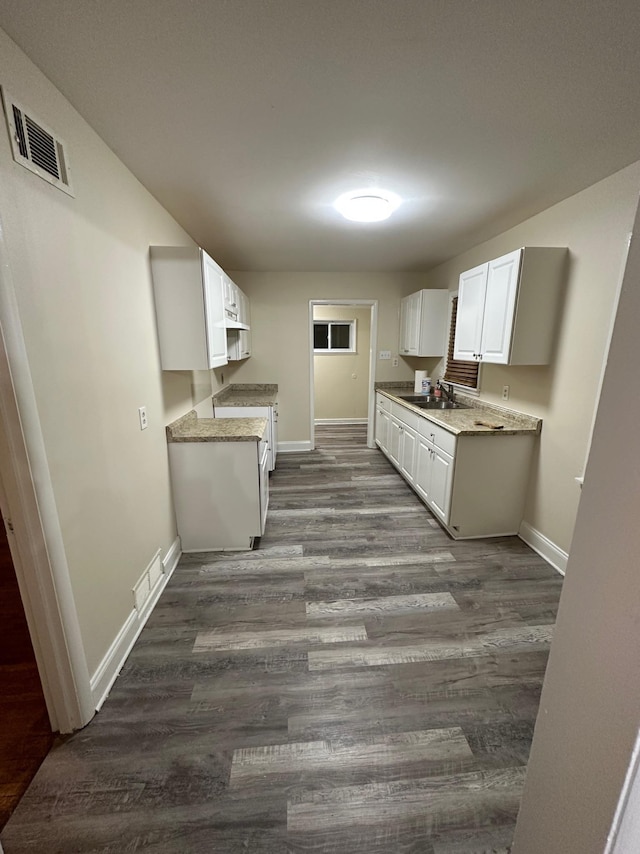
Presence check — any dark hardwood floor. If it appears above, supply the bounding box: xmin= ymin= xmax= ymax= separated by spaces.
xmin=1 ymin=422 xmax=563 ymax=853
xmin=0 ymin=522 xmax=53 ymax=832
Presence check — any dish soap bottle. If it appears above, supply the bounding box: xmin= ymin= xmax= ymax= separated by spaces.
xmin=434 ymin=380 xmax=442 ymax=399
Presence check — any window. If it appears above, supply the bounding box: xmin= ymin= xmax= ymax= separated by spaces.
xmin=313 ymin=320 xmax=356 ymax=352
xmin=442 ymin=296 xmax=480 ymax=390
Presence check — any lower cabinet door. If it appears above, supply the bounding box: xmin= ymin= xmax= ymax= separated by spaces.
xmin=399 ymin=425 xmax=417 ymax=484
xmin=429 ymin=449 xmax=454 ymax=521
xmin=388 ymin=417 xmax=402 ymax=467
xmin=375 ymin=406 xmax=390 ymax=452
xmin=414 ymin=436 xmax=432 ymax=502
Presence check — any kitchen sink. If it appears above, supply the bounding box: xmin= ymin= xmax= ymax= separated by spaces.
xmin=397 ymin=394 xmax=469 ymax=410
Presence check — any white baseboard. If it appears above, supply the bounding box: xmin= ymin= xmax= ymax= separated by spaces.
xmin=277 ymin=440 xmax=313 ymax=453
xmin=90 ymin=537 xmax=182 ymax=710
xmin=314 ymin=418 xmax=368 ymax=425
xmin=519 ymin=521 xmax=568 ymax=576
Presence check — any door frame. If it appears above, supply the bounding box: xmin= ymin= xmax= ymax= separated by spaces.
xmin=308 ymin=299 xmax=378 ymax=449
xmin=0 ymin=218 xmax=93 ymax=733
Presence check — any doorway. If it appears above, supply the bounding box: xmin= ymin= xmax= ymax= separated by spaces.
xmin=0 ymin=518 xmax=53 ymax=829
xmin=309 ymin=300 xmax=378 ymax=450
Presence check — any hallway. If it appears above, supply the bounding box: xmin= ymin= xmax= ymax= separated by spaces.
xmin=2 ymin=424 xmax=562 ymax=852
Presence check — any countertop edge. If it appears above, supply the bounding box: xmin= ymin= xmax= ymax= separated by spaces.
xmin=166 ymin=411 xmax=268 ymax=443
xmin=212 ymin=383 xmax=279 ymax=408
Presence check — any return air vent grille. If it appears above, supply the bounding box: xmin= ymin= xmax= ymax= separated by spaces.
xmin=2 ymin=88 xmax=74 ymax=196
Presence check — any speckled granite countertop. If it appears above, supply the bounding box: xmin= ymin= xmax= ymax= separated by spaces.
xmin=167 ymin=411 xmax=268 ymax=443
xmin=375 ymin=383 xmax=541 ymax=437
xmin=212 ymin=383 xmax=278 ymax=408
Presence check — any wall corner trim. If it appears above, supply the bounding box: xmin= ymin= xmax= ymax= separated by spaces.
xmin=519 ymin=521 xmax=568 ymax=575
xmin=90 ymin=537 xmax=182 ymax=711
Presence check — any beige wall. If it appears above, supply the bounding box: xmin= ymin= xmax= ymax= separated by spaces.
xmin=424 ymin=163 xmax=640 ymax=553
xmin=0 ymin=30 xmax=211 ymax=674
xmin=313 ymin=306 xmax=370 ymax=420
xmin=227 ymin=272 xmax=430 ymax=442
xmin=513 ymin=188 xmax=640 ymax=854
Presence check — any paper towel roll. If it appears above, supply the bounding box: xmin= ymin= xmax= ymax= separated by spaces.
xmin=414 ymin=370 xmax=430 ymax=393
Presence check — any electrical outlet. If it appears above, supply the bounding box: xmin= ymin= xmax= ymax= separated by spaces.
xmin=138 ymin=406 xmax=148 ymax=430
xmin=502 ymin=385 xmax=510 ymax=401
xmin=392 ymin=357 xmax=399 ymax=367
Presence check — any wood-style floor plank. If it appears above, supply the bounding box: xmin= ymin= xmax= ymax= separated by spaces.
xmin=2 ymin=422 xmax=563 ymax=852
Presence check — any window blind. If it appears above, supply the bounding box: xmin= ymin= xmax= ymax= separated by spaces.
xmin=443 ymin=297 xmax=479 ymax=388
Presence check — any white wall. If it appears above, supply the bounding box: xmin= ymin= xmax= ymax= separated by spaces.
xmin=228 ymin=272 xmax=431 ymax=441
xmin=424 ymin=163 xmax=640 ymax=555
xmin=313 ymin=305 xmax=370 ymax=420
xmin=0 ymin=29 xmax=207 ymax=678
xmin=512 ymin=186 xmax=640 ymax=854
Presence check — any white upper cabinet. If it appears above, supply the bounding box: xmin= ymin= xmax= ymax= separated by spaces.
xmin=399 ymin=289 xmax=449 ymax=357
xmin=150 ymin=245 xmax=228 ymax=370
xmin=223 ymin=274 xmax=250 ymax=330
xmin=454 ymin=247 xmax=567 ymax=365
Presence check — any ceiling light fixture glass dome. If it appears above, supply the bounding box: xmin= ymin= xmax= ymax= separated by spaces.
xmin=334 ymin=189 xmax=401 ymax=222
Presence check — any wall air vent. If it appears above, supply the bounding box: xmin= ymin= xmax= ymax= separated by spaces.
xmin=2 ymin=87 xmax=74 ymax=197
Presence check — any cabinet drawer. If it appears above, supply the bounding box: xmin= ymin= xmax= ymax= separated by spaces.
xmin=376 ymin=392 xmax=391 ymax=413
xmin=391 ymin=401 xmax=421 ymax=433
xmin=417 ymin=418 xmax=457 ymax=456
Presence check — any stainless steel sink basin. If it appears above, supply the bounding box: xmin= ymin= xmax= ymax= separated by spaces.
xmin=397 ymin=394 xmax=469 ymax=411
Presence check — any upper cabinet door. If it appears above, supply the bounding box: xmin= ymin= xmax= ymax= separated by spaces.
xmin=399 ymin=292 xmax=419 ymax=355
xmin=454 ymin=263 xmax=488 ymax=361
xmin=399 ymin=290 xmax=448 ymax=357
xmin=201 ymin=252 xmax=228 ymax=369
xmin=480 ymin=249 xmax=522 ymax=364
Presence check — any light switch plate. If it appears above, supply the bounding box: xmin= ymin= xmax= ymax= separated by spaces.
xmin=379 ymin=350 xmax=391 ymax=360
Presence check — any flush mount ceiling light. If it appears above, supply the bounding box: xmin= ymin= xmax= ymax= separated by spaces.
xmin=334 ymin=189 xmax=401 ymax=222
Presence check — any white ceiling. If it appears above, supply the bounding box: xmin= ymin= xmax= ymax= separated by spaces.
xmin=2 ymin=1 xmax=640 ymax=272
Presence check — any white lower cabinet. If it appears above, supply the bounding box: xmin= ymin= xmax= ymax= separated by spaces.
xmin=168 ymin=434 xmax=268 ymax=552
xmin=214 ymin=404 xmax=278 ymax=471
xmin=376 ymin=392 xmax=534 ymax=538
xmin=415 ymin=432 xmax=454 ymax=523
